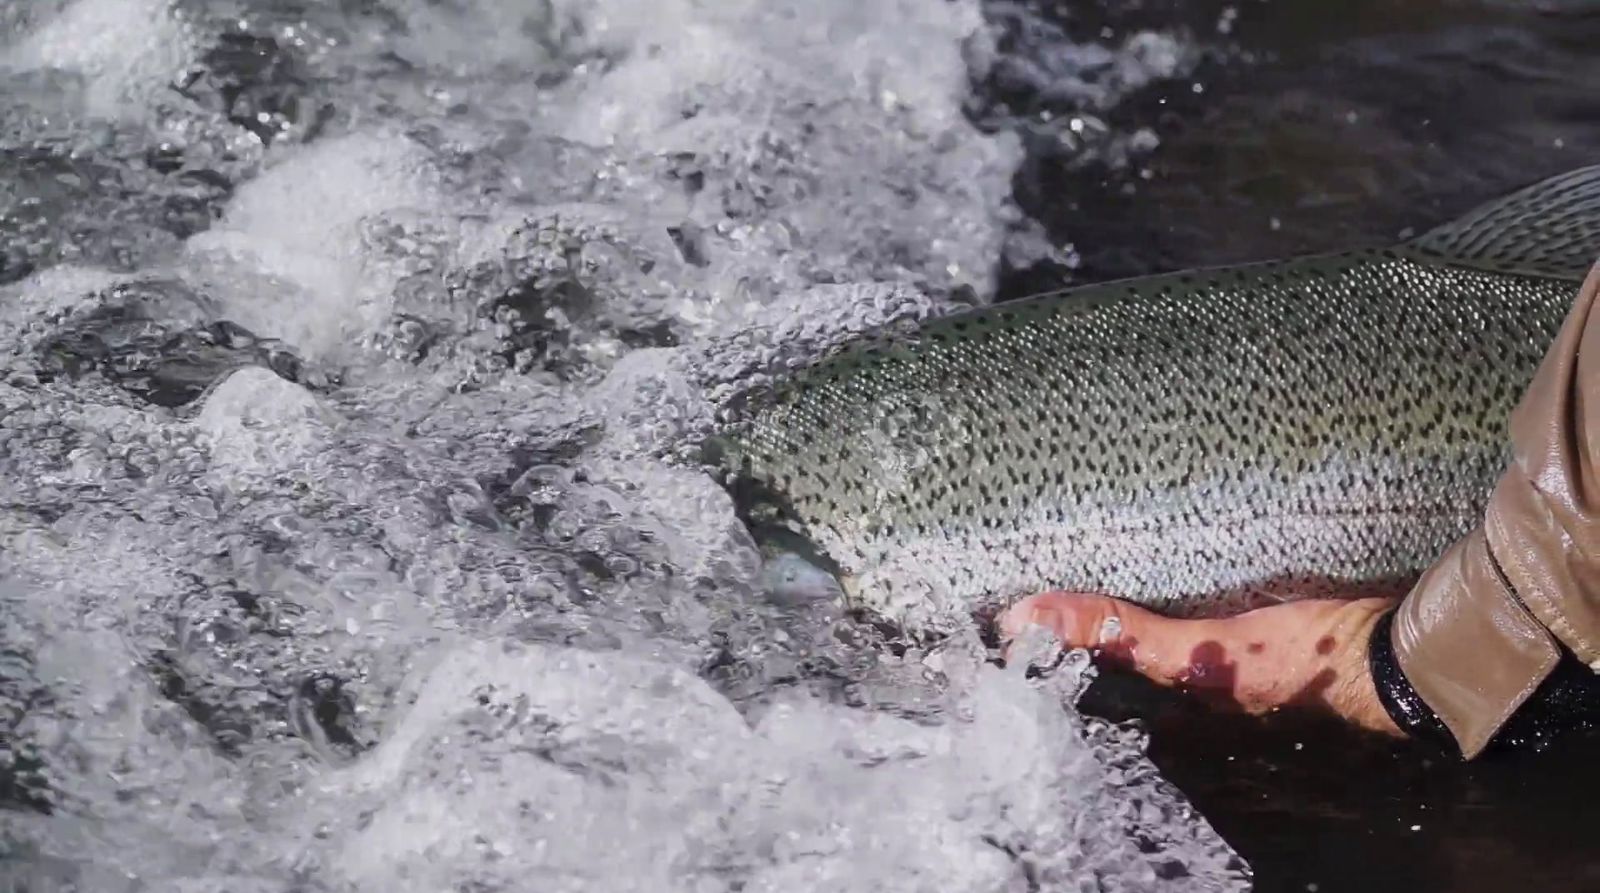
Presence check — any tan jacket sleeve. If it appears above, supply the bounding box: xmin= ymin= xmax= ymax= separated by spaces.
xmin=1392 ymin=260 xmax=1600 ymax=758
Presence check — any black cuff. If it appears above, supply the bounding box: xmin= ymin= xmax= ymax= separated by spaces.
xmin=1367 ymin=608 xmax=1455 ymax=751
xmin=1369 ymin=607 xmax=1600 ymax=756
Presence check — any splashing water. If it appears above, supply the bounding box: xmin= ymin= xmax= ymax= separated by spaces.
xmin=0 ymin=1 xmax=1244 ymax=890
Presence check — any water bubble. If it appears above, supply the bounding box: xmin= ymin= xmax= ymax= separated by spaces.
xmin=1099 ymin=614 xmax=1123 ymax=643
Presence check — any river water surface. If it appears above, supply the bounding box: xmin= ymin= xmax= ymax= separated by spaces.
xmin=2 ymin=2 xmax=1598 ymax=892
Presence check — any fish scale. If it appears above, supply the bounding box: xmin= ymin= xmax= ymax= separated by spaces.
xmin=715 ymin=167 xmax=1600 ymax=630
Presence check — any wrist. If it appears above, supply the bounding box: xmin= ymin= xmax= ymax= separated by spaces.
xmin=1326 ymin=599 xmax=1404 ymax=735
xmin=1367 ymin=607 xmax=1454 ymax=748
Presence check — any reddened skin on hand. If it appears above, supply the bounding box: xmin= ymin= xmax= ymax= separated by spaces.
xmin=999 ymin=592 xmax=1403 ymax=737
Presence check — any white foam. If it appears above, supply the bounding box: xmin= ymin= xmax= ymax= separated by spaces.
xmin=314 ymin=637 xmax=1238 ymax=892
xmin=185 ymin=132 xmax=445 ymax=360
xmin=4 ymin=0 xmax=197 ymax=116
xmin=0 ymin=0 xmax=1241 ymax=889
xmin=0 ymin=265 xmax=128 ymax=350
xmin=195 ymin=367 xmax=333 ymax=480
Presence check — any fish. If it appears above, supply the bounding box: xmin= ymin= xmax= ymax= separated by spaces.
xmin=710 ymin=165 xmax=1600 ymax=631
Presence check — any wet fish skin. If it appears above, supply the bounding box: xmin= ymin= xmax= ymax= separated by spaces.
xmin=716 ymin=166 xmax=1600 ymax=630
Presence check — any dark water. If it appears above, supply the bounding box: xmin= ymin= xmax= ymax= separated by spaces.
xmin=990 ymin=0 xmax=1600 ymax=291
xmin=1081 ymin=675 xmax=1600 ymax=893
xmin=986 ymin=1 xmax=1600 ymax=890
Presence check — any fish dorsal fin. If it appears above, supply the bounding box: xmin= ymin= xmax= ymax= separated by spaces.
xmin=1404 ymin=164 xmax=1600 ymax=282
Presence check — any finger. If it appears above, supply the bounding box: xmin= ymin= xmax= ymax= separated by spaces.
xmin=1001 ymin=593 xmax=1331 ymax=696
xmin=999 ymin=592 xmax=1198 ymax=678
xmin=998 ymin=591 xmax=1118 ymax=647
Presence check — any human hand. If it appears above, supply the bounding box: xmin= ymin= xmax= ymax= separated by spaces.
xmin=998 ymin=592 xmax=1404 ymax=736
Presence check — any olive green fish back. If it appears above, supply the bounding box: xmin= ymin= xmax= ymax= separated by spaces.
xmin=1406 ymin=164 xmax=1600 ymax=281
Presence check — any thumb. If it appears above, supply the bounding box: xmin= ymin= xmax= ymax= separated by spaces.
xmin=999 ymin=592 xmax=1231 ymax=686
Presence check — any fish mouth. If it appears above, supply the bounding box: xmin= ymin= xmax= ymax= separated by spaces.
xmin=704 ymin=435 xmax=862 ymax=607
xmin=700 ymin=438 xmax=851 ymax=585
xmin=760 ymin=550 xmax=850 ymax=607
xmin=739 ymin=499 xmax=855 ymax=606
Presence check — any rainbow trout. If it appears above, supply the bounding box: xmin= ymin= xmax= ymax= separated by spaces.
xmin=713 ymin=166 xmax=1600 ymax=630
